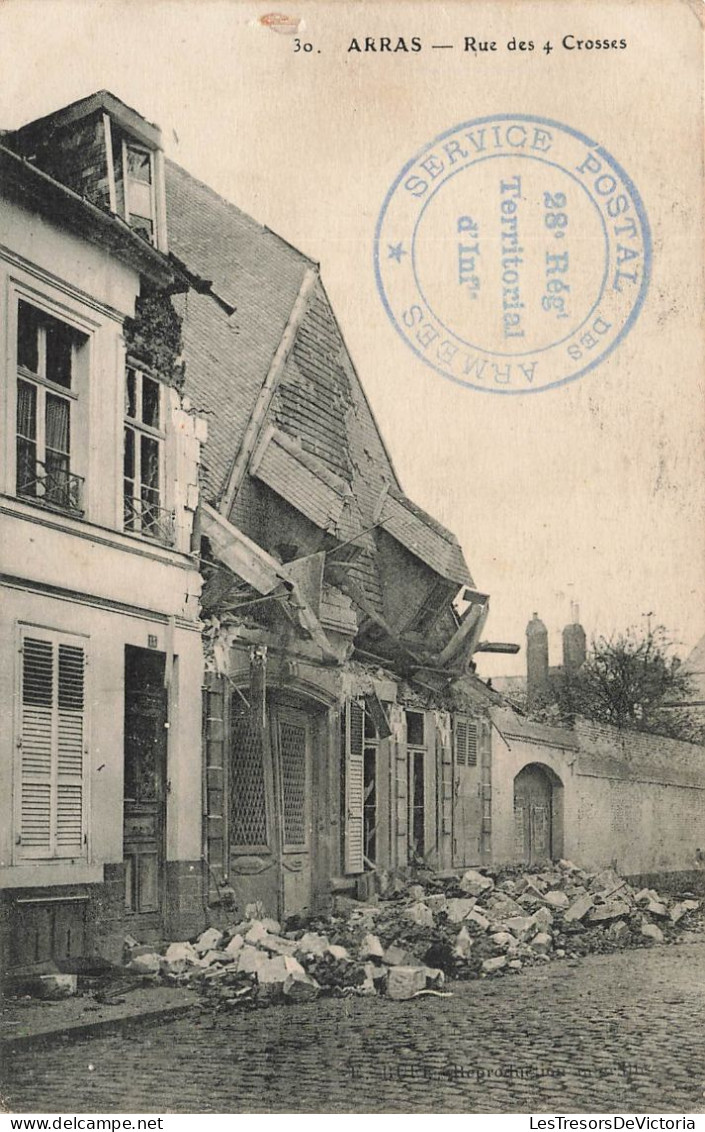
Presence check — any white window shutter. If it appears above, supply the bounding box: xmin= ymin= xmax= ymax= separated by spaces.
xmin=56 ymin=644 xmax=85 ymax=853
xmin=20 ymin=638 xmax=54 ymax=857
xmin=344 ymin=701 xmax=364 ymax=874
xmin=18 ymin=632 xmax=86 ymax=860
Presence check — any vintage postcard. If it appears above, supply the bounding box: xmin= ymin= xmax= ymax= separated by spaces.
xmin=1 ymin=0 xmax=704 ymax=1118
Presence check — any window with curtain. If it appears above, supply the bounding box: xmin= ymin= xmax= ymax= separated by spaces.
xmin=15 ymin=300 xmax=86 ymax=513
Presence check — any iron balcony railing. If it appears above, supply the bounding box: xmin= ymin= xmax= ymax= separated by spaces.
xmin=18 ymin=461 xmax=84 ymax=515
xmin=123 ymin=492 xmax=176 ymax=547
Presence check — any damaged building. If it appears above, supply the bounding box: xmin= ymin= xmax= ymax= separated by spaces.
xmin=164 ymin=114 xmax=505 ymax=920
xmin=0 ymin=94 xmax=207 ymax=969
xmin=0 ymin=91 xmax=512 ymax=965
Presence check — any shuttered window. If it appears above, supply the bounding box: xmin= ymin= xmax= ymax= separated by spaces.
xmin=343 ymin=701 xmax=365 ymax=874
xmin=454 ymin=716 xmax=478 ymax=768
xmin=17 ymin=630 xmax=87 ymax=860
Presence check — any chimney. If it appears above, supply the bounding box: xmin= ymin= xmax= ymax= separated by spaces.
xmin=526 ymin=612 xmax=549 ymax=707
xmin=562 ymin=603 xmax=586 ymax=675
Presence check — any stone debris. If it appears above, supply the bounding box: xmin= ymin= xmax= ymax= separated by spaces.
xmin=162 ymin=941 xmax=198 ymax=975
xmin=588 ymin=899 xmax=632 ymax=923
xmin=127 ymin=952 xmax=161 ymax=976
xmin=543 ymin=890 xmax=570 ymax=909
xmin=224 ymin=933 xmax=244 ymax=957
xmin=459 ymin=869 xmax=494 ymax=896
xmin=490 ymin=932 xmax=516 ymax=951
xmin=295 ymin=932 xmax=329 ymax=958
xmin=482 ymin=955 xmax=508 ymax=973
xmin=531 ymin=906 xmax=554 ymax=930
xmin=122 ymin=862 xmax=701 ymax=1013
xmin=194 ymin=927 xmax=223 ymax=955
xmin=382 ymin=944 xmax=419 ymax=967
xmin=503 ymin=915 xmax=534 ymax=937
xmin=328 ymin=944 xmax=350 ymax=961
xmin=453 ymin=926 xmax=473 ymax=959
xmin=640 ymin=921 xmax=664 ymax=943
xmin=445 ymin=897 xmax=476 ymax=923
xmin=283 ymin=970 xmax=319 ymax=1001
xmin=466 ymin=910 xmax=490 ymax=932
xmin=31 ymin=972 xmax=78 ymax=999
xmin=359 ymin=933 xmax=384 ymax=959
xmin=405 ymin=902 xmax=434 ymax=928
xmin=529 ymin=932 xmax=553 ymax=955
xmin=563 ymin=894 xmax=594 ymax=923
xmin=386 ymin=965 xmax=444 ymax=1000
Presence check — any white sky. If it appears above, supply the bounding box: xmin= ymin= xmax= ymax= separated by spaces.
xmin=2 ymin=0 xmax=703 ymax=677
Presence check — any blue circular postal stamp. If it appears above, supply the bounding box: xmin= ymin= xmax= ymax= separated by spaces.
xmin=374 ymin=114 xmax=651 ymax=394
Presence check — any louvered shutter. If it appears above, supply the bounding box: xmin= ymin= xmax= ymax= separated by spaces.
xmin=454 ymin=716 xmax=478 ymax=768
xmin=18 ymin=631 xmax=86 ymax=859
xmin=56 ymin=644 xmax=85 ymax=853
xmin=20 ymin=638 xmax=54 ymax=857
xmin=454 ymin=717 xmax=468 ymax=767
xmin=344 ymin=701 xmax=364 ymax=874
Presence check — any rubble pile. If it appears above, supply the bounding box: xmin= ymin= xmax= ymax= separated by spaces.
xmin=126 ymin=862 xmax=702 ymax=1010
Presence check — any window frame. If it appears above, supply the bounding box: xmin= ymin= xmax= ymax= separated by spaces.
xmin=122 ymin=141 xmax=157 ymax=244
xmin=14 ymin=298 xmax=87 ymax=515
xmin=362 ymin=710 xmax=379 ymax=867
xmin=405 ymin=709 xmax=427 ymax=859
xmin=123 ymin=364 xmax=171 ymax=543
xmin=14 ymin=623 xmax=90 ymax=864
xmin=229 ymin=701 xmax=271 ymax=855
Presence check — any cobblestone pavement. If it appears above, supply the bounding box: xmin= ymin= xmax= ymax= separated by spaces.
xmin=3 ymin=940 xmax=704 ymax=1114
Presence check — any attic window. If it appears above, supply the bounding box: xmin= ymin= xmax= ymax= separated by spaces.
xmin=123 ymin=143 xmax=155 ymax=242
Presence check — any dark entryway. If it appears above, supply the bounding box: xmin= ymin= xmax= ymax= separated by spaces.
xmin=123 ymin=646 xmax=167 ymax=928
xmin=513 ymin=763 xmax=557 ymax=864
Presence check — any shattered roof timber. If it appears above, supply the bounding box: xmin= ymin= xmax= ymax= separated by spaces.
xmin=201 ymin=503 xmax=339 ymax=663
xmin=250 ymin=427 xmax=351 ymax=535
xmin=201 ymin=503 xmax=283 ymax=595
xmin=379 ymin=490 xmax=473 ymax=586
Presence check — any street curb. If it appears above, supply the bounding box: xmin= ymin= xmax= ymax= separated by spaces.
xmin=2 ymin=1001 xmax=197 ymax=1055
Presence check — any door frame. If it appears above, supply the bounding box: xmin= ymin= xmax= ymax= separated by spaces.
xmin=123 ymin=645 xmax=168 ymax=928
xmin=269 ymin=700 xmax=313 ymax=919
xmin=513 ymin=761 xmax=564 ymax=864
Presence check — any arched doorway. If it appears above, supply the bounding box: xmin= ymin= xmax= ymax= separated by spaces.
xmin=513 ymin=763 xmax=561 ymax=864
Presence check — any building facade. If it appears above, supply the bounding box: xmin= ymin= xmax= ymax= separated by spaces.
xmin=0 ymin=99 xmax=206 ymax=970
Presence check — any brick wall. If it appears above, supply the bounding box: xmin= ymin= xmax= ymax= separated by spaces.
xmin=12 ymin=112 xmax=111 ymax=210
xmin=489 ymin=709 xmax=705 ymax=876
xmin=571 ymin=720 xmax=705 ymax=876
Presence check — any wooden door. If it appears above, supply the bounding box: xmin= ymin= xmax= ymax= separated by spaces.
xmin=514 ymin=764 xmax=552 ymax=864
xmin=271 ymin=705 xmax=312 ymax=919
xmin=452 ymin=717 xmax=481 ymax=867
xmin=123 ymin=647 xmax=167 ymax=924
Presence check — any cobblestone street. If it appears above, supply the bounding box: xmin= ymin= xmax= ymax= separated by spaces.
xmin=3 ymin=941 xmax=704 ymax=1115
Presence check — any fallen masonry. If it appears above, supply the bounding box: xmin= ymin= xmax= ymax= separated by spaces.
xmin=117 ymin=862 xmax=702 ymax=1012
